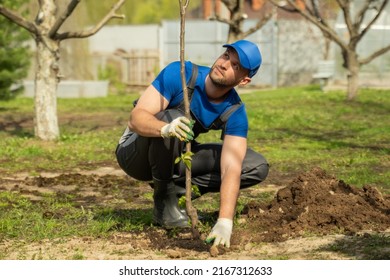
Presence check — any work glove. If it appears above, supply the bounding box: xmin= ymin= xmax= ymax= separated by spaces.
xmin=160 ymin=116 xmax=194 ymax=142
xmin=205 ymin=218 xmax=233 ymax=248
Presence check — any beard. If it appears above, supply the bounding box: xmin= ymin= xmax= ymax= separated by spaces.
xmin=209 ymin=65 xmax=237 ymax=88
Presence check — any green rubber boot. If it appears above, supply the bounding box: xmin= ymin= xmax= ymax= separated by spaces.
xmin=153 ymin=179 xmax=189 ymax=228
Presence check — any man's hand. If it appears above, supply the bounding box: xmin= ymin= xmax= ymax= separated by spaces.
xmin=205 ymin=218 xmax=233 ymax=248
xmin=160 ymin=116 xmax=194 ymax=142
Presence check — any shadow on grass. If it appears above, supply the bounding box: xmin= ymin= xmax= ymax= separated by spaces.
xmin=0 ymin=115 xmax=34 ymax=138
xmin=319 ymin=233 xmax=390 ymax=260
xmin=0 ymin=107 xmax=19 ymax=112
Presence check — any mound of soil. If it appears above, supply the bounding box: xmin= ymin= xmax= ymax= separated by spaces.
xmin=239 ymin=167 xmax=390 ymax=243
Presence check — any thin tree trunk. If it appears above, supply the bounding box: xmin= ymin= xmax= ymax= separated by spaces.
xmin=346 ymin=53 xmax=360 ymax=101
xmin=179 ymin=0 xmax=199 ymax=238
xmin=347 ymin=68 xmax=359 ymax=101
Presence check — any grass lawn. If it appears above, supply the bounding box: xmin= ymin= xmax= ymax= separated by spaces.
xmin=1 ymin=85 xmax=389 ymax=192
xmin=0 ymin=85 xmax=389 ymax=252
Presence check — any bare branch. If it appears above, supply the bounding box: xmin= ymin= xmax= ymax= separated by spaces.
xmin=357 ymin=0 xmax=389 ymax=43
xmin=310 ymin=0 xmax=321 ymax=18
xmin=242 ymin=12 xmax=274 ymax=38
xmin=0 ymin=5 xmax=38 ymax=35
xmin=354 ymin=0 xmax=371 ymax=28
xmin=55 ymin=0 xmax=126 ymax=40
xmin=221 ymin=0 xmax=237 ymax=11
xmin=360 ymin=44 xmax=390 ymax=65
xmin=336 ymin=0 xmax=355 ymax=37
xmin=49 ymin=0 xmax=81 ymax=39
xmin=269 ymin=0 xmax=299 ymax=13
xmin=183 ymin=0 xmax=190 ymax=9
xmin=306 ymin=0 xmax=331 ymax=27
xmin=273 ymin=0 xmax=349 ymax=51
xmin=210 ymin=14 xmax=233 ymax=25
xmin=302 ymin=1 xmax=315 ymax=18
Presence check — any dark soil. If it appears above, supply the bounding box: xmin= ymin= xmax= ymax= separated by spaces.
xmin=238 ymin=167 xmax=390 ymax=243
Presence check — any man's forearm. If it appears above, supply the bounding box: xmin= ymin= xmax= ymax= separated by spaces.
xmin=218 ymin=171 xmax=241 ymax=220
xmin=218 ymin=135 xmax=246 ymax=220
xmin=129 ymin=108 xmax=166 ymax=137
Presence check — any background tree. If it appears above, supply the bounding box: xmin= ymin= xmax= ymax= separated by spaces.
xmin=270 ymin=0 xmax=390 ymax=101
xmin=211 ymin=0 xmax=274 ymax=43
xmin=0 ymin=0 xmax=126 ymax=140
xmin=0 ymin=0 xmax=30 ymax=100
xmin=82 ymin=0 xmax=202 ymax=25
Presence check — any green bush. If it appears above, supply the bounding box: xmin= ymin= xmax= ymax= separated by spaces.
xmin=0 ymin=0 xmax=31 ymax=100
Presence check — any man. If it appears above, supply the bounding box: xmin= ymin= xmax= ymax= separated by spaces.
xmin=116 ymin=40 xmax=269 ymax=248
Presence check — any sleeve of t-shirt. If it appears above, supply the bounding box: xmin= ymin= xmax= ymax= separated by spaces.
xmin=224 ymin=104 xmax=248 ymax=138
xmin=151 ymin=61 xmax=192 ymax=107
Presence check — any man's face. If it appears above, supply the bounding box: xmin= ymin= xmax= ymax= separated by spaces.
xmin=209 ymin=48 xmax=250 ymax=88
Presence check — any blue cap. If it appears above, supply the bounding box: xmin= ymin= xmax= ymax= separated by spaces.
xmin=223 ymin=40 xmax=262 ymax=78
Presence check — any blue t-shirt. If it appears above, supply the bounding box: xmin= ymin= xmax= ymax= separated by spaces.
xmin=152 ymin=61 xmax=248 ymax=138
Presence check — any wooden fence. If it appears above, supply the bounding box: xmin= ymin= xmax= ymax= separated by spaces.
xmin=114 ymin=49 xmax=160 ymax=87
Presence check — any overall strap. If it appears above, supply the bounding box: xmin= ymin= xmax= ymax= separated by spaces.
xmin=175 ymin=63 xmax=198 ymax=112
xmin=211 ymin=102 xmax=242 ymax=129
xmin=211 ymin=102 xmax=242 ymax=140
xmin=186 ymin=63 xmax=198 ymax=102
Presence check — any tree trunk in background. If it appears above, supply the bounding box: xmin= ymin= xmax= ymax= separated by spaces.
xmin=219 ymin=0 xmax=273 ymax=43
xmin=34 ymin=0 xmax=60 ymax=140
xmin=270 ymin=0 xmax=390 ymax=101
xmin=0 ymin=0 xmax=125 ymax=140
xmin=347 ymin=52 xmax=360 ymax=101
xmin=227 ymin=23 xmax=243 ymax=42
xmin=225 ymin=0 xmax=244 ymax=43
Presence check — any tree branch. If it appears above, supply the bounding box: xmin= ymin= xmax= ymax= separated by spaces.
xmin=49 ymin=0 xmax=81 ymax=39
xmin=55 ymin=0 xmax=126 ymax=40
xmin=209 ymin=0 xmax=233 ymax=23
xmin=210 ymin=14 xmax=233 ymax=25
xmin=306 ymin=0 xmax=331 ymax=27
xmin=0 ymin=5 xmax=38 ymax=35
xmin=310 ymin=0 xmax=321 ymax=19
xmin=360 ymin=44 xmax=390 ymax=65
xmin=272 ymin=0 xmax=299 ymax=13
xmin=357 ymin=0 xmax=389 ymax=43
xmin=242 ymin=12 xmax=273 ymax=38
xmin=336 ymin=0 xmax=355 ymax=38
xmin=221 ymin=0 xmax=237 ymax=11
xmin=354 ymin=0 xmax=371 ymax=28
xmin=270 ymin=0 xmax=348 ymax=51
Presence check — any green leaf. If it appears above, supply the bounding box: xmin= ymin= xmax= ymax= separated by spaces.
xmin=174 ymin=151 xmax=194 ymax=169
xmin=174 ymin=156 xmax=181 ymax=164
